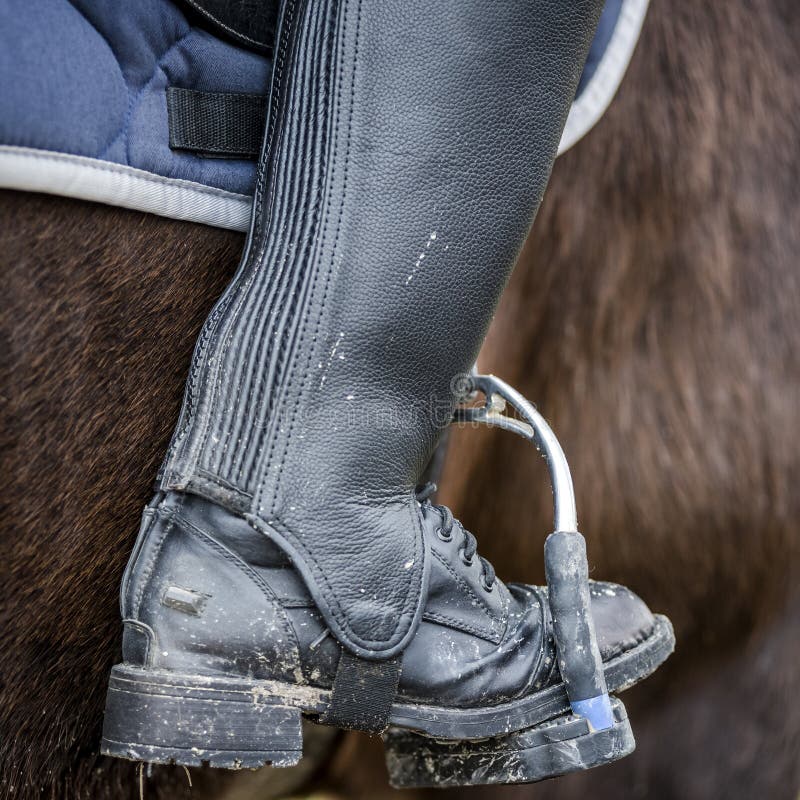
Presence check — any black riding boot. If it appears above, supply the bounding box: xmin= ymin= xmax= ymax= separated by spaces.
xmin=102 ymin=0 xmax=673 ymax=785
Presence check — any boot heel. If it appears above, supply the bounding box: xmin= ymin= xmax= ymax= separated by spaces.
xmin=101 ymin=665 xmax=303 ymax=768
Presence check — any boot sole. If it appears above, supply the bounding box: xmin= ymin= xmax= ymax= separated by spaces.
xmin=101 ymin=614 xmax=672 ymax=767
xmin=384 ymin=695 xmax=635 ymax=787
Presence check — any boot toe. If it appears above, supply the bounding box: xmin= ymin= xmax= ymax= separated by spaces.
xmin=589 ymin=581 xmax=655 ymax=661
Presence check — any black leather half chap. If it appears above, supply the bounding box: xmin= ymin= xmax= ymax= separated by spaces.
xmin=159 ymin=0 xmax=603 ymax=659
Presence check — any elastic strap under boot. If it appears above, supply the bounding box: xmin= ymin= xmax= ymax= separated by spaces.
xmin=322 ymin=651 xmax=402 ymax=734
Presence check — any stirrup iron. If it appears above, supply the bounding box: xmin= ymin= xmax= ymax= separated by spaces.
xmin=456 ymin=373 xmax=613 ymax=731
xmin=383 ymin=375 xmax=626 ymax=788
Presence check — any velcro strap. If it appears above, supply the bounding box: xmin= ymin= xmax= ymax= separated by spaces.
xmin=322 ymin=651 xmax=402 ymax=734
xmin=166 ymin=87 xmax=267 ymax=158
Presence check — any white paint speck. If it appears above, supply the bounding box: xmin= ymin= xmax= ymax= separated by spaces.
xmin=405 ymin=231 xmax=438 ymax=285
xmin=319 ymin=332 xmax=345 ymax=388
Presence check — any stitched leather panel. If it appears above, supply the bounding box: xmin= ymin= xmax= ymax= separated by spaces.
xmin=177 ymin=0 xmax=279 ymax=53
xmin=161 ymin=0 xmax=603 ymax=656
xmin=134 ymin=504 xmax=303 ymax=680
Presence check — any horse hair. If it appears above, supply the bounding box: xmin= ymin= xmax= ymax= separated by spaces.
xmin=1 ymin=1 xmax=799 ymax=798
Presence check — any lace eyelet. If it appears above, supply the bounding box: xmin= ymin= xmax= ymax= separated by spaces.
xmin=460 ymin=550 xmax=473 ymax=567
xmin=436 ymin=527 xmax=452 ymax=542
xmin=481 ymin=577 xmax=495 ymax=593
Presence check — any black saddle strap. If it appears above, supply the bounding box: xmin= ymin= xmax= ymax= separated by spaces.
xmin=166 ymin=87 xmax=266 ymax=158
xmin=322 ymin=651 xmax=402 ymax=734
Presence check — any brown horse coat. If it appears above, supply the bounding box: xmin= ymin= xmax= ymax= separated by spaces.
xmin=1 ymin=2 xmax=798 ymax=798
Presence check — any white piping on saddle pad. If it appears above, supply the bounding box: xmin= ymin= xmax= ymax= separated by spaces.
xmin=0 ymin=146 xmax=252 ymax=231
xmin=557 ymin=0 xmax=649 ymax=156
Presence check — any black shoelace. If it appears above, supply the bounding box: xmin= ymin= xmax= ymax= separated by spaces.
xmin=415 ymin=483 xmax=496 ymax=592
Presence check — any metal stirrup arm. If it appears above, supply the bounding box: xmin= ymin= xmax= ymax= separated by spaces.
xmin=453 ymin=373 xmax=577 ymax=532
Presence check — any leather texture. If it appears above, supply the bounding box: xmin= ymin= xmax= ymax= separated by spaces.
xmin=121 ymin=492 xmax=656 ymax=709
xmin=177 ymin=0 xmax=279 ymax=53
xmin=159 ymin=0 xmax=604 ymax=658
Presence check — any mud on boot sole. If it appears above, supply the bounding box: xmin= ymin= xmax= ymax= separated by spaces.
xmin=100 ymin=615 xmax=671 ymax=771
xmin=384 ymin=696 xmax=634 ymax=788
xmin=101 ymin=666 xmax=303 ymax=768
